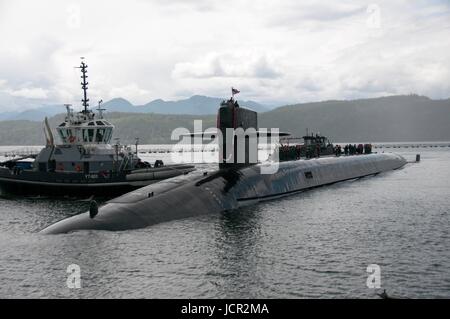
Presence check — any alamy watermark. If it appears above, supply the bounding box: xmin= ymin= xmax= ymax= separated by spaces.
xmin=66 ymin=264 xmax=81 ymax=289
xmin=170 ymin=120 xmax=280 ymax=174
xmin=366 ymin=264 xmax=381 ymax=289
xmin=66 ymin=4 xmax=82 ymax=29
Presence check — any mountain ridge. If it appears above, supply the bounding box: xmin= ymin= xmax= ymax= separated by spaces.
xmin=0 ymin=95 xmax=269 ymax=121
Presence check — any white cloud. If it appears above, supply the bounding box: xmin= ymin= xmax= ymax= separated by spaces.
xmin=0 ymin=79 xmax=49 ymax=100
xmin=172 ymin=52 xmax=281 ymax=79
xmin=0 ymin=0 xmax=448 ymax=111
xmin=8 ymin=87 xmax=49 ymax=99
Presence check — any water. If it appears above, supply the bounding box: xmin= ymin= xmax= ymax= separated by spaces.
xmin=0 ymin=147 xmax=449 ymax=298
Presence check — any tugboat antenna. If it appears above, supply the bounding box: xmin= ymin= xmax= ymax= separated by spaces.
xmin=76 ymin=57 xmax=89 ymax=113
xmin=97 ymin=99 xmax=106 ymax=119
xmin=64 ymin=103 xmax=72 ymax=121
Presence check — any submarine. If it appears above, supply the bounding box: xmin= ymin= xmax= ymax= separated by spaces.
xmin=41 ymin=93 xmax=407 ymax=234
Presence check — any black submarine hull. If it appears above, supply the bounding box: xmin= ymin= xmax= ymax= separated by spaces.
xmin=41 ymin=153 xmax=406 ymax=234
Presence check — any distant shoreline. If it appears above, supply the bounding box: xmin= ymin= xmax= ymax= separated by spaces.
xmin=0 ymin=141 xmax=449 ymax=149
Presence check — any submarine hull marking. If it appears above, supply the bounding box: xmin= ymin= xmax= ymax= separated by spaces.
xmin=41 ymin=153 xmax=406 ymax=234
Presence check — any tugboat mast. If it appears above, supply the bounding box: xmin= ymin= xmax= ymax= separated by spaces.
xmin=78 ymin=57 xmax=89 ymax=113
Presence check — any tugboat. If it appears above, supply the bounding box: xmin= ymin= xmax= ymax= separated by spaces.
xmin=0 ymin=59 xmax=195 ymax=197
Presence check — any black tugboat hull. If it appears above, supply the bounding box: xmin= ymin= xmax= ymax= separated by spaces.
xmin=0 ymin=165 xmax=195 ymax=198
xmin=0 ymin=177 xmax=140 ymax=197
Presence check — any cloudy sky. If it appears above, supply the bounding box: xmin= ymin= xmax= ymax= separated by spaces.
xmin=0 ymin=0 xmax=449 ymax=110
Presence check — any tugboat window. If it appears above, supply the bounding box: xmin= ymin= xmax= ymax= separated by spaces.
xmin=58 ymin=130 xmax=67 ymax=143
xmin=82 ymin=129 xmax=89 ymax=142
xmin=88 ymin=129 xmax=95 ymax=142
xmin=62 ymin=129 xmax=72 ymax=143
xmin=304 ymin=171 xmax=313 ymax=179
xmin=104 ymin=128 xmax=112 ymax=143
xmin=96 ymin=129 xmax=106 ymax=142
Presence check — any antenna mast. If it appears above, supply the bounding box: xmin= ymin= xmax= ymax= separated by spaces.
xmin=78 ymin=57 xmax=89 ymax=113
xmin=97 ymin=99 xmax=105 ymax=119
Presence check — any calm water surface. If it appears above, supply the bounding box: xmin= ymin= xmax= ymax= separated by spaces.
xmin=0 ymin=147 xmax=449 ymax=298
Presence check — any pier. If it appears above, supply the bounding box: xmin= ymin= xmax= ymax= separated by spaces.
xmin=1 ymin=142 xmax=449 ymax=159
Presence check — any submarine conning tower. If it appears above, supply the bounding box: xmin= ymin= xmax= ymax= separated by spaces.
xmin=217 ymin=98 xmax=258 ymax=170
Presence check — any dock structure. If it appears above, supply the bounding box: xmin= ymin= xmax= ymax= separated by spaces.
xmin=0 ymin=147 xmax=41 ymax=158
xmin=2 ymin=142 xmax=449 ymax=159
xmin=335 ymin=142 xmax=450 ymax=149
xmin=372 ymin=143 xmax=450 ymax=149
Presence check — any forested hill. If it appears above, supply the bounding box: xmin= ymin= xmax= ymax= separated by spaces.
xmin=0 ymin=95 xmax=448 ymax=145
xmin=259 ymin=95 xmax=450 ymax=142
